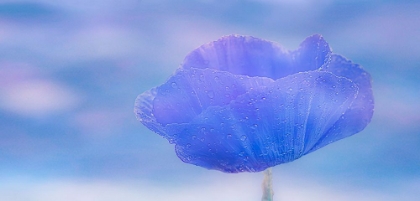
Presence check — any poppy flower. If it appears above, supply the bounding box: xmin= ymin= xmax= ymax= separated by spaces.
xmin=134 ymin=34 xmax=374 ymax=173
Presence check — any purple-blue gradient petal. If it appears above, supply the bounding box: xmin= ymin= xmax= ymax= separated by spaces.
xmin=134 ymin=34 xmax=374 ymax=173
xmin=309 ymin=54 xmax=374 ymax=152
xmin=172 ymin=71 xmax=358 ymax=172
xmin=152 ymin=68 xmax=273 ymax=125
xmin=181 ymin=34 xmax=331 ymax=79
xmin=135 ymin=67 xmax=273 ymax=141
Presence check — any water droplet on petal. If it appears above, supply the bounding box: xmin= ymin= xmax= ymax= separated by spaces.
xmin=240 ymin=135 xmax=247 ymax=141
xmin=171 ymin=82 xmax=177 ymax=88
xmin=207 ymin=90 xmax=215 ymax=98
xmin=199 ymin=74 xmax=205 ymax=82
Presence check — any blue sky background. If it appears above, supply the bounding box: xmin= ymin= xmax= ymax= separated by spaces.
xmin=0 ymin=0 xmax=419 ymax=200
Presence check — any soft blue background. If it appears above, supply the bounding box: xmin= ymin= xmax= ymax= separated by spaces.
xmin=0 ymin=0 xmax=419 ymax=200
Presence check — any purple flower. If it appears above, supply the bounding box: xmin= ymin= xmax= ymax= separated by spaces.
xmin=134 ymin=35 xmax=374 ymax=173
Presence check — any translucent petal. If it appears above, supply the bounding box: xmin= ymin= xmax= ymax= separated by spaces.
xmin=151 ymin=68 xmax=273 ymax=125
xmin=170 ymin=71 xmax=358 ymax=172
xmin=181 ymin=35 xmax=331 ymax=79
xmin=292 ymin=34 xmax=332 ymax=72
xmin=171 ymin=106 xmax=259 ymax=173
xmin=134 ymin=88 xmax=167 ymax=137
xmin=134 ymin=68 xmax=273 ymax=142
xmin=310 ymin=54 xmax=374 ymax=152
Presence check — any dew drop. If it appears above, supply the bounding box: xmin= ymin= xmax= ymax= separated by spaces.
xmin=207 ymin=90 xmax=215 ymax=98
xmin=171 ymin=82 xmax=177 ymax=88
xmin=240 ymin=135 xmax=247 ymax=141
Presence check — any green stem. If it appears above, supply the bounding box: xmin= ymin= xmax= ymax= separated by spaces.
xmin=261 ymin=168 xmax=274 ymax=201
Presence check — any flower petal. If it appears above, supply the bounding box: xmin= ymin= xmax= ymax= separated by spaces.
xmin=134 ymin=68 xmax=273 ymax=141
xmin=150 ymin=68 xmax=273 ymax=126
xmin=181 ymin=35 xmax=291 ymax=79
xmin=171 ymin=106 xmax=256 ymax=172
xmin=310 ymin=54 xmax=374 ymax=152
xmin=292 ymin=34 xmax=332 ymax=72
xmin=181 ymin=35 xmax=331 ymax=79
xmin=134 ymin=88 xmax=165 ymax=135
xmin=171 ymin=71 xmax=359 ymax=172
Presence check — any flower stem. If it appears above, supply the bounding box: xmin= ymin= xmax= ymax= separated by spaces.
xmin=261 ymin=168 xmax=274 ymax=201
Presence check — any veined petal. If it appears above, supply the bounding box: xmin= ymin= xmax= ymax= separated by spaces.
xmin=310 ymin=54 xmax=374 ymax=152
xmin=171 ymin=106 xmax=257 ymax=173
xmin=182 ymin=35 xmax=291 ymax=79
xmin=170 ymin=71 xmax=359 ymax=172
xmin=151 ymin=68 xmax=273 ymax=126
xmin=230 ymin=71 xmax=359 ymax=165
xmin=182 ymin=35 xmax=331 ymax=79
xmin=134 ymin=89 xmax=165 ymax=135
xmin=292 ymin=34 xmax=332 ymax=72
xmin=134 ymin=68 xmax=273 ymax=141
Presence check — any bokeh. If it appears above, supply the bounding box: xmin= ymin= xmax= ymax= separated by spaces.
xmin=0 ymin=0 xmax=419 ymax=200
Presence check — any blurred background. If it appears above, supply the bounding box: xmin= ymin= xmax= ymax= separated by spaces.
xmin=0 ymin=0 xmax=419 ymax=200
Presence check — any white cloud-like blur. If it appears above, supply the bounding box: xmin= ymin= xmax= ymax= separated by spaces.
xmin=0 ymin=79 xmax=79 ymax=117
xmin=1 ymin=173 xmax=418 ymax=201
xmin=0 ymin=64 xmax=80 ymax=117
